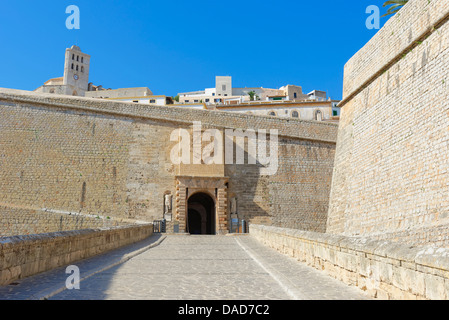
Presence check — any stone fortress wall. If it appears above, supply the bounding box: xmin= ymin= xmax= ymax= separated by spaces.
xmin=1 ymin=206 xmax=114 ymax=237
xmin=2 ymin=0 xmax=449 ymax=298
xmin=0 ymin=88 xmax=338 ymax=236
xmin=327 ymin=0 xmax=449 ymax=247
xmin=1 ymin=0 xmax=448 ymax=244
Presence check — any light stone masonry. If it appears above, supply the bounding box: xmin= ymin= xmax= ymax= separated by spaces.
xmin=0 ymin=88 xmax=337 ymax=235
xmin=327 ymin=0 xmax=449 ymax=246
xmin=251 ymin=224 xmax=449 ymax=300
xmin=0 ymin=224 xmax=153 ymax=286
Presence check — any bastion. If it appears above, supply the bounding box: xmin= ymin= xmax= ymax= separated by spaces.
xmin=327 ymin=0 xmax=449 ymax=247
xmin=0 ymin=88 xmax=337 ymax=236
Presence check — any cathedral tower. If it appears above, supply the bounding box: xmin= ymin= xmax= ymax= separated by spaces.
xmin=63 ymin=45 xmax=90 ymax=96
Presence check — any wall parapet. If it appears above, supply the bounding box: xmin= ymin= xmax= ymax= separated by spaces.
xmin=0 ymin=205 xmax=146 ymax=237
xmin=250 ymin=224 xmax=449 ymax=300
xmin=0 ymin=224 xmax=153 ymax=286
xmin=340 ymin=0 xmax=449 ymax=107
xmin=0 ymin=88 xmax=338 ymax=144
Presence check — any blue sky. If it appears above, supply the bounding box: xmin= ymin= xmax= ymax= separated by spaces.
xmin=0 ymin=1 xmax=391 ymax=100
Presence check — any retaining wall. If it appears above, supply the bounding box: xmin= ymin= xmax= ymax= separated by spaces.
xmin=251 ymin=224 xmax=449 ymax=300
xmin=0 ymin=223 xmax=153 ymax=286
xmin=0 ymin=205 xmax=133 ymax=237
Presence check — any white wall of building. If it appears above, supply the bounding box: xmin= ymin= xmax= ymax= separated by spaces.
xmin=106 ymin=96 xmax=168 ymax=106
xmin=217 ymin=104 xmax=333 ymax=121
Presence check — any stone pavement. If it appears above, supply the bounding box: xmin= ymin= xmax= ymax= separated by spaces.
xmin=0 ymin=234 xmax=370 ymax=300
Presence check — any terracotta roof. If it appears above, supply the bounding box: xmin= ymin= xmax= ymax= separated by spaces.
xmin=44 ymin=77 xmax=63 ymax=85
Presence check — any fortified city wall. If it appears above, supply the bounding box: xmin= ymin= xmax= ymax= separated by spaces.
xmin=0 ymin=88 xmax=338 ymax=236
xmin=327 ymin=0 xmax=449 ymax=246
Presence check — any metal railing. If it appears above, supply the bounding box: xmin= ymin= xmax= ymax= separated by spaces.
xmin=153 ymin=219 xmax=166 ymax=233
xmin=230 ymin=218 xmax=249 ymax=234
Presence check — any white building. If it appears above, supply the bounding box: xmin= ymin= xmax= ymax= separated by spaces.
xmin=84 ymin=87 xmax=173 ymax=105
xmin=104 ymin=95 xmax=174 ymax=106
xmin=216 ymin=100 xmax=340 ymax=122
xmin=177 ymin=76 xmax=333 ymax=106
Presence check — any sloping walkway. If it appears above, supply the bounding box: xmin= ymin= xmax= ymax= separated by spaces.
xmin=0 ymin=234 xmax=370 ymax=300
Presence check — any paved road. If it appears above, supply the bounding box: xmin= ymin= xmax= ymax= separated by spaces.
xmin=0 ymin=234 xmax=369 ymax=300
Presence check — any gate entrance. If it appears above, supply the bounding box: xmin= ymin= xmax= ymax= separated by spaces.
xmin=175 ymin=176 xmax=228 ymax=235
xmin=187 ymin=192 xmax=216 ymax=235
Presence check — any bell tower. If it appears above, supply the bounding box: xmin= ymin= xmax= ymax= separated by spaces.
xmin=63 ymin=45 xmax=90 ymax=95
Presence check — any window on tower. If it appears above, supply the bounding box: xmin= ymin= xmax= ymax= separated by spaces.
xmin=81 ymin=57 xmax=84 ymax=63
xmin=71 ymin=64 xmax=74 ymax=70
xmin=76 ymin=65 xmax=79 ymax=71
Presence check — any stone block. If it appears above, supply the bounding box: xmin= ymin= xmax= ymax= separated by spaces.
xmin=424 ymin=273 xmax=448 ymax=300
xmin=392 ymin=265 xmax=425 ymax=296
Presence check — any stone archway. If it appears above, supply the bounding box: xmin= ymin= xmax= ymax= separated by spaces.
xmin=187 ymin=192 xmax=215 ymax=235
xmin=175 ymin=176 xmax=229 ymax=235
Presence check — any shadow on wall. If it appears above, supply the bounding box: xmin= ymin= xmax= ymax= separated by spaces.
xmin=224 ymin=132 xmax=272 ymax=229
xmin=225 ymin=135 xmax=335 ymax=233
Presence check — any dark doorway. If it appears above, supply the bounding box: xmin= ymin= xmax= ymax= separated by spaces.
xmin=187 ymin=209 xmax=202 ymax=234
xmin=187 ymin=192 xmax=216 ymax=235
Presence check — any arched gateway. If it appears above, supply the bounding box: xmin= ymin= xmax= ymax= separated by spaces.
xmin=175 ymin=176 xmax=229 ymax=235
xmin=187 ymin=192 xmax=216 ymax=235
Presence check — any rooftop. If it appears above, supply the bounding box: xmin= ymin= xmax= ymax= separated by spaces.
xmin=44 ymin=77 xmax=63 ymax=85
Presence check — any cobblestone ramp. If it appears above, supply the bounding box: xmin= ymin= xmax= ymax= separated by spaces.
xmin=0 ymin=235 xmax=370 ymax=300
